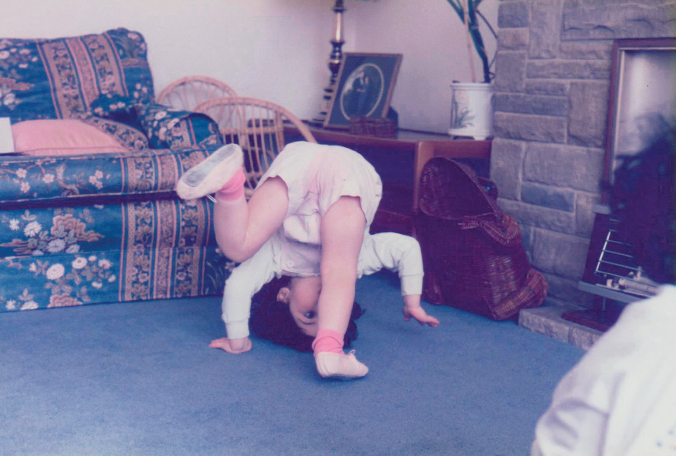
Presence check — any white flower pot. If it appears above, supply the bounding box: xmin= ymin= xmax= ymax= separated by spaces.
xmin=448 ymin=82 xmax=494 ymax=140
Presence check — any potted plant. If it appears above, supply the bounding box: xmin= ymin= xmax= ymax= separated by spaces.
xmin=446 ymin=0 xmax=497 ymax=139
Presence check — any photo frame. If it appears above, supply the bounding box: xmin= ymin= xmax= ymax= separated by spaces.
xmin=324 ymin=52 xmax=402 ymax=129
xmin=603 ymin=37 xmax=676 ymax=197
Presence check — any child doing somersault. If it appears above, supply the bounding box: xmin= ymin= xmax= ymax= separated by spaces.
xmin=176 ymin=141 xmax=439 ymax=380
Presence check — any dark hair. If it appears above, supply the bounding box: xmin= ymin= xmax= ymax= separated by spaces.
xmin=611 ymin=127 xmax=675 ymax=284
xmin=249 ymin=276 xmax=366 ymax=353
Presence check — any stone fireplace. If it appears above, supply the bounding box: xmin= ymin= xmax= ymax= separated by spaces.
xmin=490 ymin=0 xmax=675 ymax=324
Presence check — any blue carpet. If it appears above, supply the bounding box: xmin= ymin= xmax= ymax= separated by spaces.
xmin=0 ymin=272 xmax=583 ymax=456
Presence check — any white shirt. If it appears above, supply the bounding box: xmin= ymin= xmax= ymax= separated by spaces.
xmin=221 ymin=231 xmax=424 ymax=339
xmin=531 ymin=285 xmax=676 ymax=456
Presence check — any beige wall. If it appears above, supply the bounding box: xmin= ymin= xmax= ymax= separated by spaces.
xmin=0 ymin=0 xmax=497 ymax=133
xmin=350 ymin=0 xmax=498 ymax=132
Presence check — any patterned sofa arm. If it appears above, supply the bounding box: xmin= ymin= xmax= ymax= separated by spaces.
xmin=135 ymin=102 xmax=222 ymax=150
xmin=0 ymin=145 xmax=219 ymax=207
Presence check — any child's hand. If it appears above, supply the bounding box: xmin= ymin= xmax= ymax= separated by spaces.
xmin=403 ymin=294 xmax=439 ymax=328
xmin=209 ymin=336 xmax=252 ymax=354
xmin=403 ymin=305 xmax=440 ymax=327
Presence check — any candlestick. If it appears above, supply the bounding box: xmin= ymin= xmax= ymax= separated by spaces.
xmin=311 ymin=0 xmax=346 ymax=126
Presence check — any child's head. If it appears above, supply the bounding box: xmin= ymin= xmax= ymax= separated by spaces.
xmin=249 ymin=276 xmax=365 ymax=352
xmin=275 ymin=275 xmax=322 ymax=337
xmin=611 ymin=127 xmax=675 ymax=284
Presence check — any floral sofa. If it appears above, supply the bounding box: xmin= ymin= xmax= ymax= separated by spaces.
xmin=0 ymin=28 xmax=234 ymax=313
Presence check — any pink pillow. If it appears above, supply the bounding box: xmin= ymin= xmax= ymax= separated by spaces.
xmin=12 ymin=119 xmax=131 ymax=156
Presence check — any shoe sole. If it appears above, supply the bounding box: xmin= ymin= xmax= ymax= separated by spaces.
xmin=318 ymin=371 xmax=368 ymax=381
xmin=315 ymin=353 xmax=369 ymax=380
xmin=175 ymin=144 xmax=244 ymax=200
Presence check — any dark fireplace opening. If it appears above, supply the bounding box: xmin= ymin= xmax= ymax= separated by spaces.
xmin=564 ymin=133 xmax=674 ymax=332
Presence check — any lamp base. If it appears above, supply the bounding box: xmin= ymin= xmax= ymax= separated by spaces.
xmin=310 ymin=83 xmax=337 ymax=126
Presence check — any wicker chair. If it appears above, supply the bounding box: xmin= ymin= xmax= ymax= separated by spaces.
xmin=156 ymin=75 xmax=237 ymax=111
xmin=194 ymin=96 xmax=317 ymax=198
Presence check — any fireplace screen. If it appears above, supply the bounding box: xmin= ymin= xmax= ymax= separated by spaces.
xmin=580 ymin=208 xmax=659 ymax=302
xmin=568 ymin=206 xmax=658 ymax=332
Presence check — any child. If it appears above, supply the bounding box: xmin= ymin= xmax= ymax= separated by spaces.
xmin=176 ymin=141 xmax=439 ymax=380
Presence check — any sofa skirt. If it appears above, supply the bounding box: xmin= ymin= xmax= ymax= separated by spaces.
xmin=0 ymin=197 xmax=234 ymax=313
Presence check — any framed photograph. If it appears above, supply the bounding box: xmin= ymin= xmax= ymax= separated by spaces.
xmin=324 ymin=52 xmax=402 ymax=129
xmin=603 ymin=37 xmax=676 ymax=194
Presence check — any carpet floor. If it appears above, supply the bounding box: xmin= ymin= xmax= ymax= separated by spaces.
xmin=0 ymin=271 xmax=583 ymax=456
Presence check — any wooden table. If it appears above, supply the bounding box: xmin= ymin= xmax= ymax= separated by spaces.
xmin=285 ymin=125 xmax=492 ymax=235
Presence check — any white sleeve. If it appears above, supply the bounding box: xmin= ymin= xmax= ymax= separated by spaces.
xmin=532 ymin=286 xmax=676 ymax=456
xmin=531 ymin=395 xmax=607 ymax=456
xmin=359 ymin=232 xmax=424 ymax=296
xmin=221 ymin=241 xmax=278 ymax=339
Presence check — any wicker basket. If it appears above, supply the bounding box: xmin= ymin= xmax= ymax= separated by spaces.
xmin=414 ymin=158 xmax=547 ymax=320
xmin=349 ymin=116 xmax=397 ymax=138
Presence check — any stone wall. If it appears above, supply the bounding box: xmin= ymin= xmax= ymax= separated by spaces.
xmin=490 ymin=0 xmax=676 ymax=309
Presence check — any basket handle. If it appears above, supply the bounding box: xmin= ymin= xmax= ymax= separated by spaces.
xmin=460 ymin=214 xmax=522 ymax=247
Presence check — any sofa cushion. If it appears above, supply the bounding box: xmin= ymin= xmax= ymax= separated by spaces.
xmin=135 ymin=103 xmax=222 ymax=149
xmin=75 ymin=114 xmax=149 ymax=151
xmin=87 ymin=94 xmax=222 ymax=150
xmin=0 ymin=28 xmax=154 ymax=122
xmin=89 ymin=93 xmax=140 ymax=129
xmin=12 ymin=119 xmax=133 ymax=156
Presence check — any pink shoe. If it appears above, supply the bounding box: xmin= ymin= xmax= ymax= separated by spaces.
xmin=315 ymin=350 xmax=369 ymax=380
xmin=176 ymin=144 xmax=244 ymax=200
